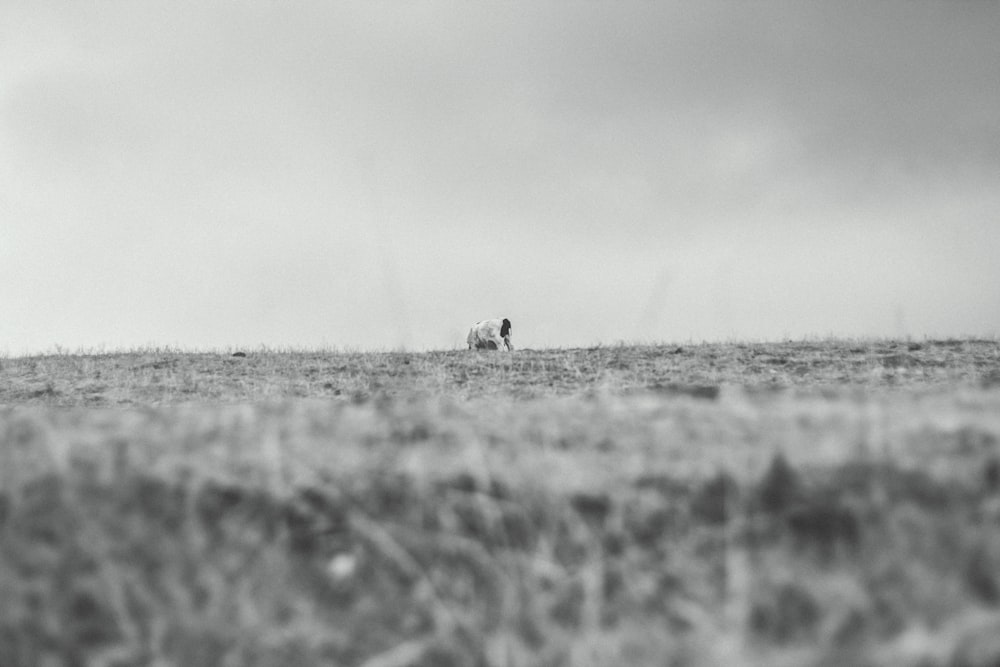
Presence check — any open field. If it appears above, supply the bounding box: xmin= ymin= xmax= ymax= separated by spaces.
xmin=2 ymin=339 xmax=1000 ymax=666
xmin=3 ymin=339 xmax=1000 ymax=406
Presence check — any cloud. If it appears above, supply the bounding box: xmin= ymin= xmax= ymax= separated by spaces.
xmin=1 ymin=1 xmax=998 ymax=352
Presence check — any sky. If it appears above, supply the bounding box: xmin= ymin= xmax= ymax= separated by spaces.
xmin=2 ymin=1 xmax=999 ymax=354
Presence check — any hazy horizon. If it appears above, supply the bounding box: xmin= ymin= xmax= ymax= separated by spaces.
xmin=3 ymin=2 xmax=999 ymax=355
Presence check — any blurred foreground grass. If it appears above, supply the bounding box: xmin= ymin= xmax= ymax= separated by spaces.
xmin=2 ymin=339 xmax=1000 ymax=666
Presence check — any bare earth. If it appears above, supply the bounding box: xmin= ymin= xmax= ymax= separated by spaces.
xmin=1 ymin=339 xmax=999 ymax=666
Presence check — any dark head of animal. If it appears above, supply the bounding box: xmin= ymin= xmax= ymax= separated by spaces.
xmin=500 ymin=318 xmax=511 ymax=337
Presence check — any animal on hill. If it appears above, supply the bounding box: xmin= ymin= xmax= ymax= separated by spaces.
xmin=467 ymin=318 xmax=513 ymax=351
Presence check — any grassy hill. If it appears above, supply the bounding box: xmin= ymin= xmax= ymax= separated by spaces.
xmin=2 ymin=339 xmax=1000 ymax=666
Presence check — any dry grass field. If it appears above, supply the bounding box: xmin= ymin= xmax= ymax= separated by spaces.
xmin=2 ymin=339 xmax=1000 ymax=666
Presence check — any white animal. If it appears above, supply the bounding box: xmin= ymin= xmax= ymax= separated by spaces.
xmin=467 ymin=318 xmax=513 ymax=351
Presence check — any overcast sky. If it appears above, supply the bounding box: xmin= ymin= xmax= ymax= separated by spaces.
xmin=2 ymin=2 xmax=998 ymax=353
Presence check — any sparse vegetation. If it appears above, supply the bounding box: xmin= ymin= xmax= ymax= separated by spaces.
xmin=1 ymin=339 xmax=1000 ymax=666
